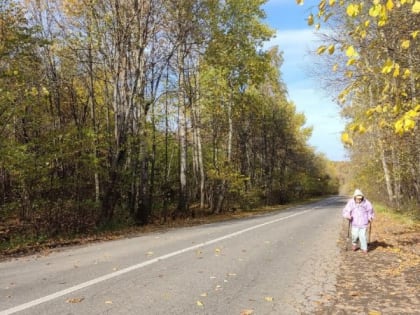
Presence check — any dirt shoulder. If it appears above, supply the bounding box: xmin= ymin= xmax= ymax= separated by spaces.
xmin=314 ymin=211 xmax=420 ymax=314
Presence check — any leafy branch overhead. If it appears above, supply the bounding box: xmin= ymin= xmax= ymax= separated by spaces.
xmin=301 ymin=0 xmax=419 ymax=138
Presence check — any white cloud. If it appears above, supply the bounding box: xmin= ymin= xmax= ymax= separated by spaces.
xmin=264 ymin=29 xmax=346 ymax=160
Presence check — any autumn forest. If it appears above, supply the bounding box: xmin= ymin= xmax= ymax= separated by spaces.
xmin=0 ymin=0 xmax=419 ymax=249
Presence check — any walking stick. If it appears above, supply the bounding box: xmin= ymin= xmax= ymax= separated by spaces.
xmin=346 ymin=219 xmax=351 ymax=251
xmin=368 ymin=221 xmax=372 ymax=246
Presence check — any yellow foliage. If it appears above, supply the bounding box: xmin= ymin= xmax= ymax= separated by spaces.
xmin=296 ymin=0 xmax=304 ymax=5
xmin=412 ymin=1 xmax=420 ymax=13
xmin=401 ymin=39 xmax=410 ymax=49
xmin=307 ymin=13 xmax=314 ymax=26
xmin=317 ymin=45 xmax=327 ymax=54
xmin=369 ymin=4 xmax=382 ymax=17
xmin=345 ymin=45 xmax=358 ymax=57
xmin=381 ymin=59 xmax=394 ymax=74
xmin=346 ymin=4 xmax=360 ymax=17
xmin=386 ymin=0 xmax=394 ymax=11
xmin=341 ymin=132 xmax=353 ymax=146
xmin=329 ymin=0 xmax=336 ymax=6
xmin=347 ymin=58 xmax=356 ymax=66
xmin=332 ymin=63 xmax=338 ymax=72
xmin=328 ymin=44 xmax=335 ymax=54
xmin=412 ymin=30 xmax=419 ymax=38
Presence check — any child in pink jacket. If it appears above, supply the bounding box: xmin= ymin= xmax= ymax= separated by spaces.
xmin=342 ymin=189 xmax=374 ymax=253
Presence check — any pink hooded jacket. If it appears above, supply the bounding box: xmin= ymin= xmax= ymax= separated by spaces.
xmin=342 ymin=189 xmax=374 ymax=228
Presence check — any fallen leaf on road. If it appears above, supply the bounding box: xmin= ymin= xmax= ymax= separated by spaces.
xmin=197 ymin=300 xmax=204 ymax=307
xmin=200 ymin=293 xmax=208 ymax=297
xmin=105 ymin=300 xmax=113 ymax=304
xmin=240 ymin=309 xmax=254 ymax=315
xmin=146 ymin=251 xmax=154 ymax=256
xmin=264 ymin=296 xmax=274 ymax=302
xmin=368 ymin=311 xmax=381 ymax=315
xmin=66 ymin=297 xmax=85 ymax=304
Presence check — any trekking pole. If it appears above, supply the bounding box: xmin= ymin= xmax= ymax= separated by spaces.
xmin=346 ymin=219 xmax=351 ymax=251
xmin=368 ymin=221 xmax=372 ymax=246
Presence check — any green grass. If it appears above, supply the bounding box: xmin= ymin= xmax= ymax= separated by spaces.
xmin=374 ymin=203 xmax=419 ymax=226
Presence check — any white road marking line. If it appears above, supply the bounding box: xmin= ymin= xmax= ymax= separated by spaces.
xmin=1 ymin=209 xmax=311 ymax=315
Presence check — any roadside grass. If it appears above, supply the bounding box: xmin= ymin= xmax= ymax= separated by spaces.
xmin=374 ymin=202 xmax=420 ymax=226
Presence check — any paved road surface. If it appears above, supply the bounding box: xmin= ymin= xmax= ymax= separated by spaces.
xmin=0 ymin=197 xmax=346 ymax=315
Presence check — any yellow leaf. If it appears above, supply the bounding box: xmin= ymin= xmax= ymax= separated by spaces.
xmin=386 ymin=0 xmax=394 ymax=11
xmin=341 ymin=133 xmax=353 ymax=146
xmin=401 ymin=40 xmax=410 ymax=49
xmin=369 ymin=4 xmax=381 ymax=17
xmin=347 ymin=58 xmax=356 ymax=66
xmin=200 ymin=292 xmax=208 ymax=297
xmin=332 ymin=63 xmax=338 ymax=72
xmin=317 ymin=45 xmax=327 ymax=54
xmin=347 ymin=4 xmax=360 ymax=16
xmin=404 ymin=118 xmax=416 ymax=131
xmin=412 ymin=1 xmax=420 ymax=13
xmin=197 ymin=300 xmax=204 ymax=307
xmin=412 ymin=30 xmax=419 ymax=38
xmin=381 ymin=59 xmax=394 ymax=74
xmin=265 ymin=296 xmax=274 ymax=302
xmin=105 ymin=301 xmax=113 ymax=304
xmin=407 ymin=109 xmax=419 ymax=118
xmin=345 ymin=45 xmax=358 ymax=58
xmin=395 ymin=120 xmax=404 ymax=135
xmin=66 ymin=297 xmax=85 ymax=304
xmin=240 ymin=310 xmax=254 ymax=315
xmin=368 ymin=310 xmax=382 ymax=315
xmin=296 ymin=0 xmax=304 ymax=5
xmin=307 ymin=13 xmax=314 ymax=26
xmin=402 ymin=69 xmax=411 ymax=79
xmin=328 ymin=45 xmax=335 ymax=54
xmin=378 ymin=19 xmax=387 ymax=27
xmin=329 ymin=0 xmax=336 ymax=6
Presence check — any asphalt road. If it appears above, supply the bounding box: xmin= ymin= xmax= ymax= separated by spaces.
xmin=0 ymin=197 xmax=346 ymax=315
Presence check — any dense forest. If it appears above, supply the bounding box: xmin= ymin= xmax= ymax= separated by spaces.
xmin=0 ymin=0 xmax=339 ymax=244
xmin=1 ymin=0 xmax=419 ymax=248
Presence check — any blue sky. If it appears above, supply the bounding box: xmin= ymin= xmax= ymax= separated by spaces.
xmin=262 ymin=0 xmax=347 ymax=161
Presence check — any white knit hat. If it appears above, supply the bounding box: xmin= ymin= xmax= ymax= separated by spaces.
xmin=353 ymin=189 xmax=364 ymax=197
